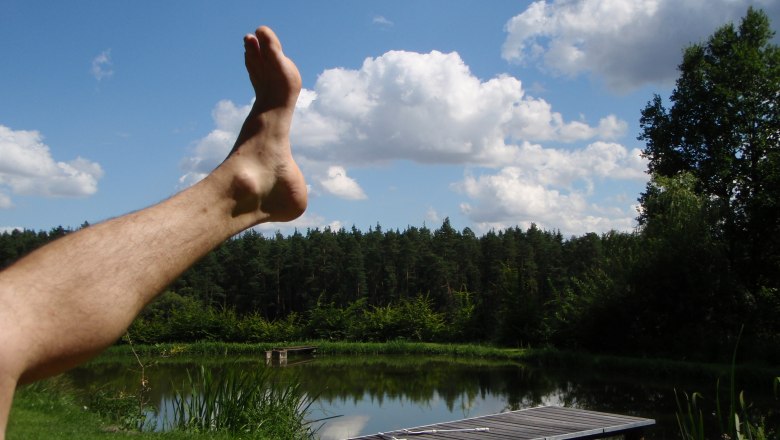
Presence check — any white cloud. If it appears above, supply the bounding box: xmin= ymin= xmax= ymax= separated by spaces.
xmin=502 ymin=0 xmax=780 ymax=91
xmin=477 ymin=141 xmax=647 ymax=191
xmin=292 ymin=50 xmax=626 ymax=165
xmin=179 ymin=100 xmax=252 ymax=187
xmin=0 ymin=192 xmax=12 ymax=209
xmin=456 ymin=166 xmax=638 ymax=236
xmin=453 ymin=141 xmax=647 ymax=235
xmin=91 ymin=49 xmax=114 ymax=81
xmin=251 ymin=211 xmax=342 ymax=235
xmin=0 ymin=125 xmax=103 ymax=202
xmin=373 ymin=16 xmax=394 ymax=27
xmin=320 ymin=166 xmax=367 ymax=200
xmin=426 ymin=206 xmax=441 ymax=223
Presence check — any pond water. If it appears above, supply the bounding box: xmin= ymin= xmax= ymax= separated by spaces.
xmin=67 ymin=353 xmax=776 ymax=439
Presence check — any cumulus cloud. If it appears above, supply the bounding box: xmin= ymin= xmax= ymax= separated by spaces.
xmin=91 ymin=49 xmax=114 ymax=81
xmin=0 ymin=192 xmax=12 ymax=209
xmin=426 ymin=206 xmax=441 ymax=223
xmin=0 ymin=125 xmax=103 ymax=204
xmin=251 ymin=211 xmax=343 ymax=235
xmin=502 ymin=0 xmax=780 ymax=91
xmin=515 ymin=141 xmax=647 ymax=190
xmin=292 ymin=49 xmax=626 ymax=165
xmin=179 ymin=100 xmax=252 ymax=187
xmin=320 ymin=166 xmax=367 ymax=200
xmin=456 ymin=167 xmax=639 ymax=236
xmin=453 ymin=141 xmax=647 ymax=235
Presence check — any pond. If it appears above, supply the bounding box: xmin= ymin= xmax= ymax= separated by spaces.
xmin=67 ymin=353 xmax=776 ymax=439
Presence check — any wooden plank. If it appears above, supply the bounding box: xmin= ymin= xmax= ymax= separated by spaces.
xmin=496 ymin=411 xmax=601 ymax=435
xmin=265 ymin=346 xmax=317 ymax=366
xmin=348 ymin=406 xmax=654 ymax=440
xmin=454 ymin=416 xmax=558 ymax=437
xmin=542 ymin=405 xmax=652 ymax=425
xmin=524 ymin=406 xmax=654 ymax=435
xmin=422 ymin=417 xmax=544 ymax=439
xmin=271 ymin=345 xmax=317 ymax=352
xmin=546 ymin=408 xmax=655 ymax=435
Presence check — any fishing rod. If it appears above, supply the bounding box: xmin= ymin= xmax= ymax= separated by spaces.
xmin=378 ymin=426 xmax=489 ymax=439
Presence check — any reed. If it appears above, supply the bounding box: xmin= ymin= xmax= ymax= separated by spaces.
xmin=166 ymin=364 xmax=316 ymax=439
xmin=675 ymin=328 xmax=777 ymax=440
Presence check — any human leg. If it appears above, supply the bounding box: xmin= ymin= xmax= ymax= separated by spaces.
xmin=0 ymin=26 xmax=306 ymax=436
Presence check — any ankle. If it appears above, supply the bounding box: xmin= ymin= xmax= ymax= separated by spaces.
xmin=209 ymin=153 xmax=306 ymax=226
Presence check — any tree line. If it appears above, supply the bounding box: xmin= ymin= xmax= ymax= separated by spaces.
xmin=1 ymin=8 xmax=777 ymax=363
xmin=2 ymin=213 xmax=776 ymax=362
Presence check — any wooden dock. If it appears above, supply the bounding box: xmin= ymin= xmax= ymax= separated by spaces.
xmin=348 ymin=406 xmax=655 ymax=440
xmin=264 ymin=345 xmax=317 ymax=365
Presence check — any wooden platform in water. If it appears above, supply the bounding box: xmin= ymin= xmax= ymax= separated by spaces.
xmin=348 ymin=405 xmax=655 ymax=440
xmin=264 ymin=345 xmax=317 ymax=365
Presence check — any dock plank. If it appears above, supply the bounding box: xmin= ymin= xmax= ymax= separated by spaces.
xmin=349 ymin=406 xmax=654 ymax=440
xmin=265 ymin=345 xmax=317 ymax=365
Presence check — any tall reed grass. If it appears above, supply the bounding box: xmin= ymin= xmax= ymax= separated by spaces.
xmin=675 ymin=383 xmax=777 ymax=440
xmin=167 ymin=365 xmax=316 ymax=439
xmin=676 ymin=328 xmax=778 ymax=440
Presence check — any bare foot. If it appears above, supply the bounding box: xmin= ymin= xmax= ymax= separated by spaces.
xmin=219 ymin=26 xmax=308 ymax=223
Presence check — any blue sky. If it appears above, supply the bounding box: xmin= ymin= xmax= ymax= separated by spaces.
xmin=2 ymin=0 xmax=779 ymax=237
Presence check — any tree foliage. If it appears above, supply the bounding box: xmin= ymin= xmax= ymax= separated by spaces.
xmin=639 ymin=7 xmax=780 ymax=291
xmin=638 ymin=7 xmax=780 ymax=356
xmin=2 ymin=9 xmax=779 ymax=363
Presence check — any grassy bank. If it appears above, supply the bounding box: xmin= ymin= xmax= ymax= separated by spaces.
xmin=8 ymin=381 xmax=248 ymax=440
xmin=8 ymin=359 xmax=315 ymax=440
xmin=99 ymin=340 xmax=776 ymax=384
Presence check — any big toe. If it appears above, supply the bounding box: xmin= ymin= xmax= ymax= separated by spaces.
xmin=255 ymin=26 xmax=283 ymax=54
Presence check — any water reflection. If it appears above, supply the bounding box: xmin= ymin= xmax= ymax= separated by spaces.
xmin=68 ymin=354 xmax=775 ymax=439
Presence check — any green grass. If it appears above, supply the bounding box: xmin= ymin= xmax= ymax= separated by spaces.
xmin=8 ymin=385 xmax=113 ymax=440
xmin=98 ymin=340 xmax=777 ymax=384
xmin=8 ymin=401 xmax=259 ymax=439
xmin=8 ymin=380 xmax=240 ymax=439
xmin=8 ymin=385 xmax=302 ymax=440
xmin=8 ymin=400 xmax=229 ymax=439
xmin=100 ymin=339 xmax=531 ymax=361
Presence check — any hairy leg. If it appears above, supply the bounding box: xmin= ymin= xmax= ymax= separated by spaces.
xmin=0 ymin=26 xmax=306 ymax=437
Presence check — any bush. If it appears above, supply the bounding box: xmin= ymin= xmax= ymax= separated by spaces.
xmin=355 ymin=295 xmax=446 ymax=342
xmin=128 ymin=292 xmax=305 ymax=345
